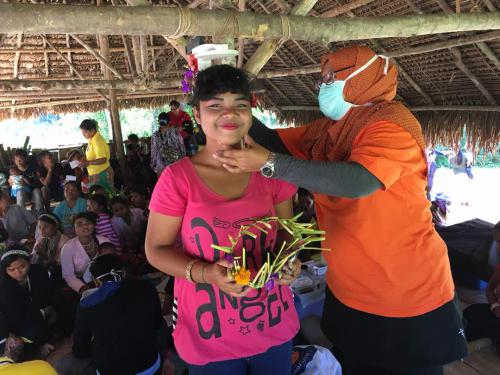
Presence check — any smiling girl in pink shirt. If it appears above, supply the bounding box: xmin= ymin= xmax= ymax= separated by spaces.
xmin=146 ymin=65 xmax=300 ymax=375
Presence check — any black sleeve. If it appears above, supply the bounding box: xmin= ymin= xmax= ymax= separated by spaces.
xmin=72 ymin=307 xmax=93 ymax=358
xmin=147 ymin=283 xmax=163 ymax=330
xmin=274 ymin=154 xmax=382 ymax=198
xmin=248 ymin=117 xmax=290 ymax=155
xmin=31 ymin=265 xmax=52 ymax=309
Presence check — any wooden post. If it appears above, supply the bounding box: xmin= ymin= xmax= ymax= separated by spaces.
xmin=107 ymin=88 xmax=127 ymax=181
xmin=97 ymin=0 xmax=126 ymax=182
xmin=237 ymin=0 xmax=246 ymax=68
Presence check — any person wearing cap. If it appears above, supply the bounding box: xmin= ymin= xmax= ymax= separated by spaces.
xmin=56 ymin=254 xmax=163 ymax=375
xmin=213 ymin=45 xmax=467 ymax=374
xmin=0 ymin=247 xmax=55 ymax=358
xmin=150 ymin=112 xmax=186 ymax=175
xmin=0 ymin=313 xmax=56 ymax=375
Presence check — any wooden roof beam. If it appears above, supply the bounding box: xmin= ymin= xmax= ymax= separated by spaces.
xmin=13 ymin=34 xmax=22 ymax=79
xmin=429 ymin=0 xmax=497 ymax=104
xmin=450 ymin=48 xmax=497 ymax=105
xmin=4 ymin=28 xmax=500 ymax=58
xmin=40 ymin=35 xmax=85 ymax=80
xmin=278 ymin=105 xmax=500 ymax=112
xmin=65 ymin=34 xmax=73 ymax=77
xmin=39 ymin=34 xmax=109 ymax=102
xmin=237 ymin=0 xmax=246 ymax=68
xmin=245 ymin=0 xmax=319 ymax=75
xmin=3 ymin=4 xmax=500 ymax=43
xmin=0 ymin=79 xmax=180 ymax=91
xmin=319 ymin=0 xmax=377 ymax=18
xmin=0 ymin=91 xmax=186 ymax=111
xmin=43 ymin=36 xmax=49 ymax=77
xmin=70 ymin=34 xmax=124 ymax=80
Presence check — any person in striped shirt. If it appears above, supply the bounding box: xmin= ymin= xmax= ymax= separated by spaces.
xmin=86 ymin=194 xmax=121 ymax=255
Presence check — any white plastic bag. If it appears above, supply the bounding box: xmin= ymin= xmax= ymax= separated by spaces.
xmin=292 ymin=345 xmax=342 ymax=375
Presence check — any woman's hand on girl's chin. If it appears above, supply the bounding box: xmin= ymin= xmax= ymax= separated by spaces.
xmin=213 ymin=135 xmax=270 ymax=173
xmin=205 ymin=259 xmax=250 ymax=297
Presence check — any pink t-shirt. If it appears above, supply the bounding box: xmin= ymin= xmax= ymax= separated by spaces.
xmin=150 ymin=158 xmax=299 ymax=365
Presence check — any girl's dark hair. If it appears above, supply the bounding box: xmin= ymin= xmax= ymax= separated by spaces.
xmin=158 ymin=112 xmax=169 ymax=127
xmin=89 ymin=254 xmax=124 ymax=281
xmin=190 ymin=65 xmax=251 ymax=108
xmin=38 ymin=213 xmax=61 ymax=229
xmin=0 ymin=245 xmax=30 ymax=282
xmin=13 ymin=149 xmax=28 ymax=160
xmin=89 ymin=193 xmax=110 ymax=214
xmin=128 ymin=134 xmax=139 ymax=142
xmin=73 ymin=211 xmax=98 ymax=226
xmin=64 ymin=180 xmax=79 ymax=189
xmin=79 ymin=119 xmax=99 ymax=131
xmin=129 ymin=185 xmax=149 ymax=197
xmin=88 ymin=184 xmax=104 ymax=195
xmin=110 ymin=196 xmax=129 ymax=208
xmin=98 ymin=242 xmax=117 ymax=253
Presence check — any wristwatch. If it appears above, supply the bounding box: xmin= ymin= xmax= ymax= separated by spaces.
xmin=260 ymin=152 xmax=277 ymax=178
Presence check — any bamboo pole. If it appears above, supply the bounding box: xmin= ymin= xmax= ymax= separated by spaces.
xmin=412 ymin=105 xmax=500 ymax=111
xmin=2 ymin=4 xmax=500 ymax=43
xmin=237 ymin=0 xmax=246 ymax=68
xmin=131 ymin=36 xmax=143 ymax=74
xmin=122 ymin=36 xmax=137 ymax=76
xmin=40 ymin=34 xmax=109 ymax=102
xmin=0 ymin=79 xmax=180 ymax=91
xmin=387 ymin=30 xmax=500 ymax=58
xmin=39 ymin=35 xmax=85 ymax=80
xmin=13 ymin=34 xmax=22 ymax=79
xmin=277 ymin=105 xmax=500 ymax=112
xmin=0 ymin=91 xmax=186 ymax=110
xmin=65 ymin=34 xmax=73 ymax=77
xmin=244 ymin=0 xmax=318 ymax=75
xmin=0 ymin=46 xmax=166 ymax=54
xmin=256 ymin=64 xmax=320 ymax=78
xmin=319 ymin=0 xmax=377 ymax=18
xmin=70 ymin=34 xmax=124 ymax=80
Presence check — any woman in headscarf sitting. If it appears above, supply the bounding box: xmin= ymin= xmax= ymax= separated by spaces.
xmin=0 ymin=246 xmax=55 ymax=358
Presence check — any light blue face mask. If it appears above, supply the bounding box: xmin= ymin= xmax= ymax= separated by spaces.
xmin=318 ymin=54 xmax=389 ymax=121
xmin=318 ymin=81 xmax=352 ymax=121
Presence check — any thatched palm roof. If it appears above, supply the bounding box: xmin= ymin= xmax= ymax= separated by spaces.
xmin=1 ymin=0 xmax=500 ymax=151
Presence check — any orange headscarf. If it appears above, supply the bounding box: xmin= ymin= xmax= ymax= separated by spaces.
xmin=301 ymin=45 xmax=425 ymax=161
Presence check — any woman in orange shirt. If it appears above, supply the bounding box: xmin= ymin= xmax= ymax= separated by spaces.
xmin=214 ymin=46 xmax=467 ymax=375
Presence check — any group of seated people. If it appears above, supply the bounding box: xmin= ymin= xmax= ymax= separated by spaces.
xmin=0 ymin=144 xmax=166 ymax=373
